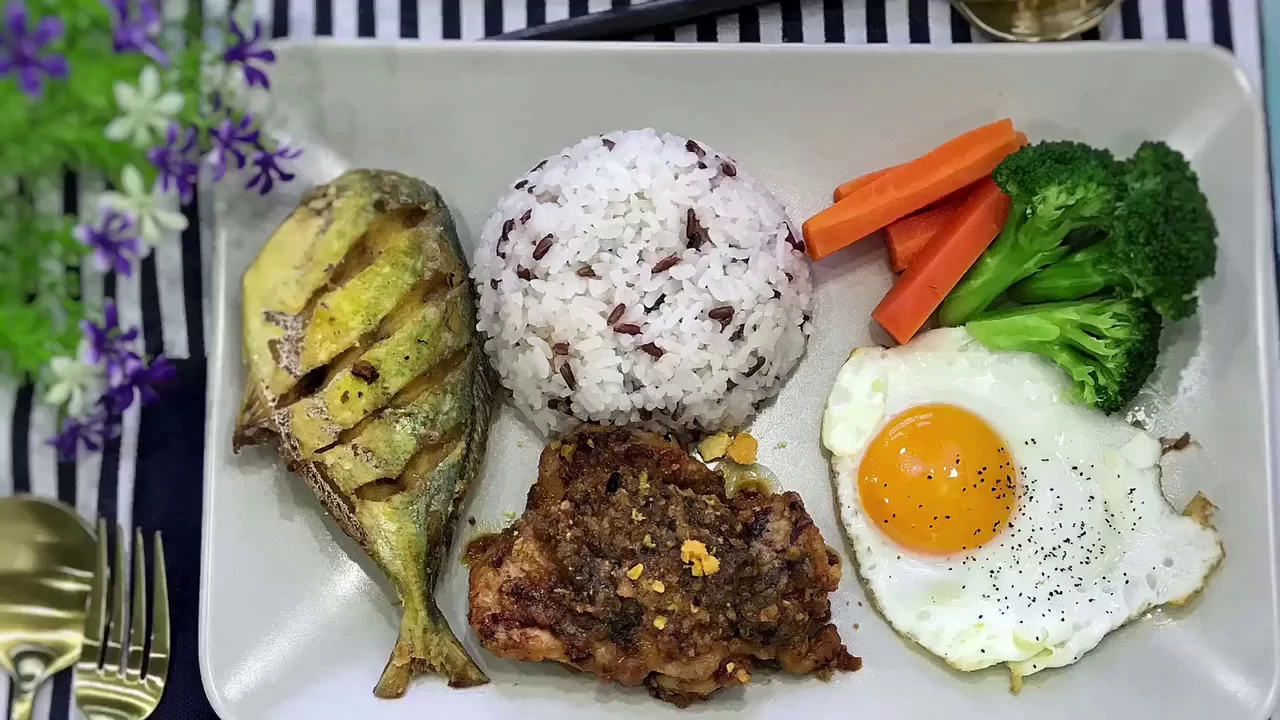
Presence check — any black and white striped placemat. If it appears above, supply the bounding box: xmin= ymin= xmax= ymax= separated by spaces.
xmin=0 ymin=1 xmax=1262 ymax=718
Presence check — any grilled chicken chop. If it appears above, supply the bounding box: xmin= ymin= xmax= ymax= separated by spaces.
xmin=468 ymin=425 xmax=859 ymax=706
xmin=234 ymin=169 xmax=495 ymax=695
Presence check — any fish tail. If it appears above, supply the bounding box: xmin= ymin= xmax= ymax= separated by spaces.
xmin=374 ymin=599 xmax=488 ymax=698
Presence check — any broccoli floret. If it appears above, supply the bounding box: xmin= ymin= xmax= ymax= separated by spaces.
xmin=964 ymin=297 xmax=1162 ymax=414
xmin=937 ymin=141 xmax=1122 ymax=327
xmin=1008 ymin=141 xmax=1217 ymax=321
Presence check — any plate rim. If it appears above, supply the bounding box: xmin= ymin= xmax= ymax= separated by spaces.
xmin=197 ymin=39 xmax=1280 ymax=719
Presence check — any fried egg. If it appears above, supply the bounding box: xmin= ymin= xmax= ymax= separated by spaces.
xmin=823 ymin=328 xmax=1222 ymax=683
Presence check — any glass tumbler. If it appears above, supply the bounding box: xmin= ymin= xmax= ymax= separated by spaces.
xmin=950 ymin=0 xmax=1121 ymax=41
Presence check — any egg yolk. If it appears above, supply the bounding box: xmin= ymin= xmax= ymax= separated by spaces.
xmin=858 ymin=403 xmax=1017 ymax=555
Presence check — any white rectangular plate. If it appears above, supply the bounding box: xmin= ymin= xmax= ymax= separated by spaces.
xmin=202 ymin=41 xmax=1280 ymax=720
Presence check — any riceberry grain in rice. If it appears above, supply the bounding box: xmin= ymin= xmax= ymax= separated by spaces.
xmin=533 ymin=234 xmax=553 ymax=260
xmin=708 ymin=306 xmax=735 ymax=326
xmin=560 ymin=363 xmax=577 ymax=390
xmin=614 ymin=323 xmax=643 ymax=336
xmin=639 ymin=343 xmax=665 ymax=358
xmin=686 ymin=209 xmax=708 ymax=250
xmin=607 ymin=303 xmax=626 ymax=326
xmin=470 ymin=128 xmax=813 ymax=435
xmin=652 ymin=254 xmax=681 ymax=274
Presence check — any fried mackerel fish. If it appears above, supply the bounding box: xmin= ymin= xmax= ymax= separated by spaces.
xmin=234 ymin=169 xmax=496 ymax=695
xmin=468 ymin=425 xmax=859 ymax=707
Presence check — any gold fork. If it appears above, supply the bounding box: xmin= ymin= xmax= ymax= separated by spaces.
xmin=74 ymin=521 xmax=170 ymax=720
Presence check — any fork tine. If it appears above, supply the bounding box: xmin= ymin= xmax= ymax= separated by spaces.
xmin=125 ymin=528 xmax=148 ymax=680
xmin=79 ymin=518 xmax=109 ymax=669
xmin=103 ymin=524 xmax=127 ymax=674
xmin=147 ymin=531 xmax=171 ymax=682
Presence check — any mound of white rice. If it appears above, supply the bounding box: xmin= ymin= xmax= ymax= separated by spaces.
xmin=471 ymin=128 xmax=813 ymax=435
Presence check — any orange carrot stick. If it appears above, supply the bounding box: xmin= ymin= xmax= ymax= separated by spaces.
xmin=833 ymin=166 xmax=896 ymax=203
xmin=885 ymin=200 xmax=962 ymax=272
xmin=882 ymin=132 xmax=1026 ymax=271
xmin=832 ymin=134 xmax=1023 ymax=206
xmin=803 ymin=118 xmax=1017 ymax=261
xmin=872 ymin=178 xmax=1011 ymax=344
xmin=833 ymin=132 xmax=1027 ymax=208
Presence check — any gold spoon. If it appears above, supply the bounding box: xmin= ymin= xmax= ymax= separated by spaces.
xmin=0 ymin=496 xmax=95 ymax=720
xmin=951 ymin=0 xmax=1119 ymax=41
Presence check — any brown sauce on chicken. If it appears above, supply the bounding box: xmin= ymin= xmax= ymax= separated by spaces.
xmin=467 ymin=424 xmax=859 ymax=707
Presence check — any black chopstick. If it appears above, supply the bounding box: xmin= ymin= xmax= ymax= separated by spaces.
xmin=491 ymin=0 xmax=764 ymax=41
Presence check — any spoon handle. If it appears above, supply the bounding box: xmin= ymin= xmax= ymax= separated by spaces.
xmin=7 ymin=653 xmax=50 ymax=720
xmin=7 ymin=685 xmax=34 ymax=720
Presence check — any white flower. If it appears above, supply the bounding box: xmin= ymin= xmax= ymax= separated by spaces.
xmin=200 ymin=54 xmax=247 ymax=112
xmin=99 ymin=165 xmax=189 ymax=247
xmin=230 ymin=0 xmax=256 ymax=37
xmin=201 ymin=51 xmax=272 ymax=116
xmin=104 ymin=66 xmax=185 ymax=148
xmin=162 ymin=0 xmax=189 ymax=24
xmin=43 ymin=355 xmax=104 ymax=419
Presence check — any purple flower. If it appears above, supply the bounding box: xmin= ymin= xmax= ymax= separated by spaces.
xmin=50 ymin=301 xmax=173 ymax=460
xmin=49 ymin=403 xmax=125 ymax=462
xmin=121 ymin=354 xmax=175 ymax=408
xmin=147 ymin=122 xmax=199 ymax=203
xmin=101 ymin=379 xmax=135 ymax=414
xmin=0 ymin=0 xmax=68 ymax=99
xmin=207 ymin=113 xmax=260 ymax=182
xmin=74 ymin=209 xmax=141 ymax=276
xmin=223 ymin=18 xmax=274 ymax=89
xmin=100 ymin=353 xmax=174 ymax=416
xmin=81 ymin=300 xmax=142 ymax=384
xmin=246 ymin=141 xmax=301 ymax=195
xmin=137 ymin=354 xmax=175 ymax=400
xmin=49 ymin=415 xmax=104 ymax=461
xmin=102 ymin=0 xmax=167 ymax=65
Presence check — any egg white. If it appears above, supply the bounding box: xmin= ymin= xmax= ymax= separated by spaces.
xmin=824 ymin=328 xmax=1223 ymax=682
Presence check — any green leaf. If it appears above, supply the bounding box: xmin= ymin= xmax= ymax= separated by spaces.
xmin=0 ymin=2 xmax=236 ymax=381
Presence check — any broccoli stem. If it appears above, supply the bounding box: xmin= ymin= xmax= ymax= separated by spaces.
xmin=966 ymin=312 xmax=1108 ymax=406
xmin=963 ymin=298 xmax=1162 ymax=414
xmin=963 ymin=310 xmax=1062 ymax=347
xmin=1007 ymin=242 xmax=1121 ymax=304
xmin=937 ymin=210 xmax=1073 ymax=327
